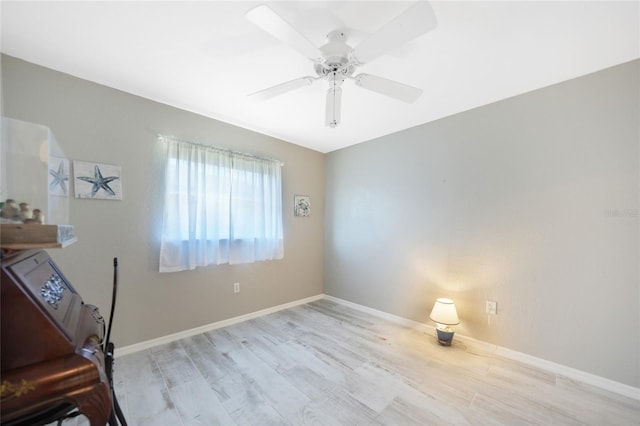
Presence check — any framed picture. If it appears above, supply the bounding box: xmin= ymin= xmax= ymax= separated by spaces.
xmin=48 ymin=156 xmax=70 ymax=197
xmin=294 ymin=194 xmax=310 ymax=217
xmin=73 ymin=160 xmax=122 ymax=200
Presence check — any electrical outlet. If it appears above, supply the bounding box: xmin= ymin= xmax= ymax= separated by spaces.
xmin=486 ymin=300 xmax=497 ymax=315
xmin=234 ymin=282 xmax=240 ymax=293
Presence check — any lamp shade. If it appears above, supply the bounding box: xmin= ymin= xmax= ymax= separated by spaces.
xmin=429 ymin=298 xmax=460 ymax=325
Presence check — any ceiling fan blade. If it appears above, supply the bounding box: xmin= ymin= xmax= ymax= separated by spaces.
xmin=351 ymin=1 xmax=437 ymax=64
xmin=354 ymin=74 xmax=423 ymax=103
xmin=325 ymin=86 xmax=342 ymax=128
xmin=245 ymin=5 xmax=323 ymax=61
xmin=248 ymin=77 xmax=315 ymax=102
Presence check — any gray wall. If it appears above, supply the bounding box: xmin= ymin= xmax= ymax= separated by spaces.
xmin=1 ymin=55 xmax=325 ymax=347
xmin=3 ymin=54 xmax=639 ymax=388
xmin=325 ymin=60 xmax=639 ymax=387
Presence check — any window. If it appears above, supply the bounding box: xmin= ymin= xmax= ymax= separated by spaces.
xmin=159 ymin=137 xmax=283 ymax=272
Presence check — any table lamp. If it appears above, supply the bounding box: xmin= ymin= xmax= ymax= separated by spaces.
xmin=429 ymin=298 xmax=460 ymax=346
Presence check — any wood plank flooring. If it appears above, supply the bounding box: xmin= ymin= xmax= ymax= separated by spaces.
xmin=64 ymin=299 xmax=639 ymax=425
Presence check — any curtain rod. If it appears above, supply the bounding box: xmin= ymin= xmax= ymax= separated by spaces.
xmin=158 ymin=134 xmax=284 ymax=166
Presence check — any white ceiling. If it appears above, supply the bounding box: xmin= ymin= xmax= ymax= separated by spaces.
xmin=1 ymin=1 xmax=638 ymax=153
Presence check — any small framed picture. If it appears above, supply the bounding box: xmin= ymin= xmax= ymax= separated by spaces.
xmin=73 ymin=160 xmax=122 ymax=200
xmin=294 ymin=195 xmax=310 ymax=217
xmin=49 ymin=156 xmax=70 ymax=197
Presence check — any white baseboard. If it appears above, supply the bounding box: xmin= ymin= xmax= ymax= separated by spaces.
xmin=115 ymin=294 xmax=324 ymax=357
xmin=115 ymin=292 xmax=639 ymax=401
xmin=323 ymin=294 xmax=640 ymax=401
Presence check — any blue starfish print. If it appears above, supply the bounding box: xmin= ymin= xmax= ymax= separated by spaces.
xmin=77 ymin=165 xmax=119 ymax=197
xmin=49 ymin=161 xmax=69 ymax=195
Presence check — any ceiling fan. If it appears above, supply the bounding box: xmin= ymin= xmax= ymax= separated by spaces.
xmin=245 ymin=2 xmax=437 ymax=128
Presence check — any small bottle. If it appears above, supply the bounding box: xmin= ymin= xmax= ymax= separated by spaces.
xmin=1 ymin=199 xmax=19 ymax=220
xmin=32 ymin=209 xmax=45 ymax=224
xmin=19 ymin=203 xmax=33 ymax=222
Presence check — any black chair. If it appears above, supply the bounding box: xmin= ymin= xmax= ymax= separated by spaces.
xmin=104 ymin=258 xmax=127 ymax=426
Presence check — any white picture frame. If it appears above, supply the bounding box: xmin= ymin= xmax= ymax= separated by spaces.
xmin=73 ymin=160 xmax=122 ymax=200
xmin=49 ymin=156 xmax=70 ymax=197
xmin=294 ymin=194 xmax=310 ymax=217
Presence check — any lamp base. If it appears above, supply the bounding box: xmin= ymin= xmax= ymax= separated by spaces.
xmin=436 ymin=329 xmax=455 ymax=346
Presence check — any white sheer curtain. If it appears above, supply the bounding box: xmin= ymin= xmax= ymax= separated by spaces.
xmin=159 ymin=137 xmax=283 ymax=272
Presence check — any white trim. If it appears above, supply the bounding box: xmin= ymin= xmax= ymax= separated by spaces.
xmin=323 ymin=294 xmax=433 ymax=331
xmin=493 ymin=345 xmax=640 ymax=400
xmin=115 ymin=294 xmax=323 ymax=357
xmin=323 ymin=294 xmax=640 ymax=401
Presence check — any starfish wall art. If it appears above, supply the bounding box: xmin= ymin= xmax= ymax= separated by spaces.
xmin=73 ymin=160 xmax=122 ymax=200
xmin=49 ymin=157 xmax=70 ymax=197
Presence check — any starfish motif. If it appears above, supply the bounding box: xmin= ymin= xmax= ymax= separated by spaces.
xmin=49 ymin=160 xmax=69 ymax=194
xmin=77 ymin=165 xmax=119 ymax=197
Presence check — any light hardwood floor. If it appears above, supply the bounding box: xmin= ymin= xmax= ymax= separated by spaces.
xmin=67 ymin=299 xmax=638 ymax=425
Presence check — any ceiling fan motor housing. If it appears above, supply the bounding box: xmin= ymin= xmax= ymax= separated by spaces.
xmin=315 ymin=30 xmax=355 ymax=84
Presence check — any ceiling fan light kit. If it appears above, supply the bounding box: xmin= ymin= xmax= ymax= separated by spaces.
xmin=246 ymin=1 xmax=437 ymax=128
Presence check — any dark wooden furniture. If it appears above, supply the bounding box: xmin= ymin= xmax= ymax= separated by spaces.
xmin=1 ymin=250 xmax=112 ymax=426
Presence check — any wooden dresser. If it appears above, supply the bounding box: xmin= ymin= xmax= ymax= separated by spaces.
xmin=1 ymin=250 xmax=112 ymax=425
